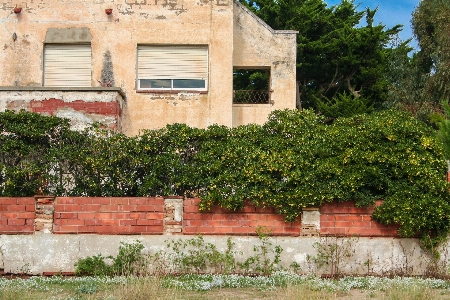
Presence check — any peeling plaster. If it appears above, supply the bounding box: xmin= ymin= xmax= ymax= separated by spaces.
xmin=0 ymin=0 xmax=295 ymax=134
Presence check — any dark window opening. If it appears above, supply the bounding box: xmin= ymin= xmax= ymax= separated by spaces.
xmin=233 ymin=68 xmax=271 ymax=104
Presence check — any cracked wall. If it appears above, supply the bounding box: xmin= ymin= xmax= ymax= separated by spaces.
xmin=0 ymin=89 xmax=124 ymax=130
xmin=0 ymin=0 xmax=296 ymax=134
xmin=232 ymin=2 xmax=297 ymax=126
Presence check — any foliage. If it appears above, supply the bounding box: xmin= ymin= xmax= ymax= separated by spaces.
xmin=76 ymin=282 xmax=98 ymax=294
xmin=308 ymin=236 xmax=358 ymax=277
xmin=383 ymin=41 xmax=439 ymax=125
xmin=112 ymin=240 xmax=146 ymax=276
xmin=317 ymin=92 xmax=373 ymax=118
xmin=237 ymin=0 xmax=402 ymax=110
xmin=74 ymin=254 xmax=112 ymax=276
xmin=386 ymin=0 xmax=450 ymax=125
xmin=159 ymin=231 xmax=282 ymax=275
xmin=74 ymin=240 xmax=147 ymax=276
xmin=1 ymin=110 xmax=450 ymax=248
xmin=1 ymin=273 xmax=450 ymax=299
xmin=436 ymin=104 xmax=450 ymax=160
xmin=238 ymin=226 xmax=283 ymax=275
xmin=412 ymin=0 xmax=450 ymax=99
xmin=0 ymin=110 xmax=73 ymax=196
xmin=233 ymin=69 xmax=270 ymax=91
xmin=160 ymin=236 xmax=240 ymax=275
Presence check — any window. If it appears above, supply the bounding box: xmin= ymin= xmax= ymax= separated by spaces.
xmin=233 ymin=68 xmax=271 ymax=104
xmin=137 ymin=45 xmax=208 ymax=91
xmin=44 ymin=44 xmax=92 ymax=87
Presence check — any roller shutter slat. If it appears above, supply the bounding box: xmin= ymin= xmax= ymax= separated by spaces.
xmin=44 ymin=44 xmax=92 ymax=87
xmin=137 ymin=45 xmax=208 ymax=80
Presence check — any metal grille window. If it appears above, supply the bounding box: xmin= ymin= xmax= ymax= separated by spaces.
xmin=44 ymin=44 xmax=92 ymax=87
xmin=137 ymin=45 xmax=208 ymax=91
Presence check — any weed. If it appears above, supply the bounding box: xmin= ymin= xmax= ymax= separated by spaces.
xmin=161 ymin=235 xmax=240 ymax=274
xmin=308 ymin=235 xmax=358 ymax=277
xmin=289 ymin=262 xmax=302 ymax=274
xmin=112 ymin=240 xmax=147 ymax=276
xmin=238 ymin=226 xmax=283 ymax=275
xmin=74 ymin=240 xmax=148 ymax=276
xmin=15 ymin=263 xmax=31 ymax=275
xmin=77 ymin=282 xmax=98 ymax=294
xmin=75 ymin=254 xmax=112 ymax=276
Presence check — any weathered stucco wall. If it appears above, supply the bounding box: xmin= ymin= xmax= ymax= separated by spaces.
xmin=0 ymin=87 xmax=124 ymax=130
xmin=0 ymin=0 xmax=296 ymax=134
xmin=232 ymin=2 xmax=297 ymax=126
xmin=0 ymin=235 xmax=439 ymax=276
xmin=0 ymin=0 xmax=234 ymax=134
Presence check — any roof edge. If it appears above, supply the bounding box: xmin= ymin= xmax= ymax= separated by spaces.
xmin=233 ymin=0 xmax=298 ymax=35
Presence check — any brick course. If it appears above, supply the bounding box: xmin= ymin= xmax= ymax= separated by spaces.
xmin=0 ymin=197 xmax=35 ymax=234
xmin=0 ymin=197 xmax=400 ymax=237
xmin=320 ymin=201 xmax=399 ymax=237
xmin=53 ymin=197 xmax=164 ymax=234
xmin=183 ymin=199 xmax=301 ymax=236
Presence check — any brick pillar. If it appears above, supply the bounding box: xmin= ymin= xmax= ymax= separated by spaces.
xmin=163 ymin=196 xmax=184 ymax=235
xmin=301 ymin=207 xmax=320 ymax=237
xmin=34 ymin=195 xmax=56 ymax=233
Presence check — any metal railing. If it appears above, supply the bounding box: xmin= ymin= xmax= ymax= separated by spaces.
xmin=233 ymin=90 xmax=273 ymax=104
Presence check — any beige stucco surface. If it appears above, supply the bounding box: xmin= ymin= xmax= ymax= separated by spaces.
xmin=232 ymin=2 xmax=297 ymax=126
xmin=0 ymin=0 xmax=296 ymax=134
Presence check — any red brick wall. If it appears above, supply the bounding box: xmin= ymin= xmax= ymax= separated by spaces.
xmin=54 ymin=197 xmax=164 ymax=234
xmin=320 ymin=201 xmax=399 ymax=237
xmin=0 ymin=198 xmax=35 ymax=234
xmin=0 ymin=197 xmax=401 ymax=237
xmin=183 ymin=198 xmax=301 ymax=236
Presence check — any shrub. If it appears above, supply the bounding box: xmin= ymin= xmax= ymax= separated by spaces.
xmin=1 ymin=109 xmax=449 ymax=248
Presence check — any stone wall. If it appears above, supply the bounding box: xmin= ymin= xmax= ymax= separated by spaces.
xmin=0 ymin=88 xmax=124 ymax=130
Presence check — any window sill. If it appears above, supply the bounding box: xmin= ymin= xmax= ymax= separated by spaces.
xmin=232 ymin=103 xmax=274 ymax=107
xmin=137 ymin=90 xmax=208 ymax=94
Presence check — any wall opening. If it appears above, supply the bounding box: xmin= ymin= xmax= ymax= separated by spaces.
xmin=233 ymin=68 xmax=271 ymax=104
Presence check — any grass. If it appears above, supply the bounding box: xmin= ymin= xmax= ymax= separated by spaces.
xmin=0 ymin=273 xmax=449 ymax=299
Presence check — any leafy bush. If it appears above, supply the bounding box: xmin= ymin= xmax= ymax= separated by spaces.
xmin=1 ymin=109 xmax=449 ymax=248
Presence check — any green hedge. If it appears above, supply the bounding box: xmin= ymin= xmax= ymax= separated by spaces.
xmin=1 ymin=109 xmax=449 ymax=246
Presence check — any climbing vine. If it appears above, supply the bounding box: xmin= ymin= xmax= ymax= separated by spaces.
xmin=0 ymin=109 xmax=449 ymax=247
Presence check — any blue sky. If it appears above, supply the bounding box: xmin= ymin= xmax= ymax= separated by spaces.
xmin=325 ymin=0 xmax=420 ymax=49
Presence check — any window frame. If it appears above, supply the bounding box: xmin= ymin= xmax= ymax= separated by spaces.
xmin=136 ymin=45 xmax=209 ymax=92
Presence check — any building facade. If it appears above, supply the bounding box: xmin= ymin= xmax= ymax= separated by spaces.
xmin=0 ymin=0 xmax=297 ymax=134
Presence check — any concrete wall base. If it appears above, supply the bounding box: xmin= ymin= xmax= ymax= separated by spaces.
xmin=0 ymin=235 xmax=444 ymax=276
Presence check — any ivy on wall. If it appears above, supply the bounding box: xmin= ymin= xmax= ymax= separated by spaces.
xmin=0 ymin=109 xmax=449 ymax=247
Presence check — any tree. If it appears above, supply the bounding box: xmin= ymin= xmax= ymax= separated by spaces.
xmin=411 ymin=0 xmax=450 ymax=105
xmin=238 ymin=0 xmax=402 ymax=110
xmin=383 ymin=39 xmax=439 ymax=125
